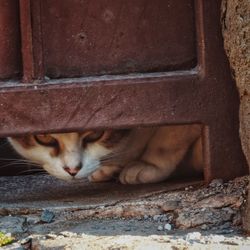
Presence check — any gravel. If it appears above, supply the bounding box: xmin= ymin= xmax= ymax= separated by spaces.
xmin=0 ymin=176 xmax=249 ymax=249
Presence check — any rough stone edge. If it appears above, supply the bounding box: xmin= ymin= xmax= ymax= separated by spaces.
xmin=221 ymin=0 xmax=250 ymax=233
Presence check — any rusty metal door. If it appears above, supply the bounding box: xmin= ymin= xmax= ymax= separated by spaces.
xmin=0 ymin=0 xmax=248 ymax=181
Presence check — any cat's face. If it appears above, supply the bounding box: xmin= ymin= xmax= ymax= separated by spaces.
xmin=8 ymin=130 xmax=130 ymax=180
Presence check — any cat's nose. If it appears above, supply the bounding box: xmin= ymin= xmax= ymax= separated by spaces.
xmin=63 ymin=163 xmax=82 ymax=177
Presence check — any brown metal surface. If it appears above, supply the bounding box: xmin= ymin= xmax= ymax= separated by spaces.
xmin=0 ymin=0 xmax=21 ymax=80
xmin=41 ymin=0 xmax=196 ymax=78
xmin=19 ymin=0 xmax=44 ymax=82
xmin=0 ymin=0 xmax=248 ymax=182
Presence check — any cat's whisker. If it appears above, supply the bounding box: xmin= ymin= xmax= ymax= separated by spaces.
xmin=3 ymin=160 xmax=40 ymax=166
xmin=0 ymin=158 xmax=23 ymax=161
xmin=0 ymin=162 xmax=40 ymax=169
xmin=19 ymin=169 xmax=45 ymax=173
xmin=0 ymin=162 xmax=29 ymax=168
xmin=17 ymin=169 xmax=47 ymax=175
xmin=0 ymin=142 xmax=9 ymax=148
xmin=0 ymin=158 xmax=40 ymax=165
xmin=83 ymin=163 xmax=102 ymax=175
xmin=100 ymin=152 xmax=129 ymax=162
xmin=0 ymin=161 xmax=39 ymax=166
xmin=100 ymin=149 xmax=132 ymax=161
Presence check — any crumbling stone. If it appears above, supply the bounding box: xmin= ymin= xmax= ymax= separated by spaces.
xmin=221 ymin=0 xmax=250 ymax=166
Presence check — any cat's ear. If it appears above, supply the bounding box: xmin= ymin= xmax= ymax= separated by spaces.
xmin=10 ymin=135 xmax=36 ymax=149
xmin=83 ymin=131 xmax=104 ymax=143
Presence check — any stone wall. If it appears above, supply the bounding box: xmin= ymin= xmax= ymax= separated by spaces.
xmin=221 ymin=0 xmax=250 ymax=167
xmin=221 ymin=0 xmax=250 ymax=232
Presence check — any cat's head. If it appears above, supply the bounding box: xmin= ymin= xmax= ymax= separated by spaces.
xmin=8 ymin=130 xmax=130 ymax=180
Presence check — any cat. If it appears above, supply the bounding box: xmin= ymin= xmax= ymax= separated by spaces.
xmin=8 ymin=124 xmax=202 ymax=184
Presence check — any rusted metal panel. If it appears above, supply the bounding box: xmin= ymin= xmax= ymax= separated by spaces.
xmin=0 ymin=0 xmax=21 ymax=80
xmin=0 ymin=0 xmax=248 ymax=182
xmin=41 ymin=0 xmax=196 ymax=78
xmin=19 ymin=0 xmax=44 ymax=82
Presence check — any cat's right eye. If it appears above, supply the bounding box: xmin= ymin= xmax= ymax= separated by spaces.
xmin=82 ymin=131 xmax=104 ymax=147
xmin=34 ymin=135 xmax=58 ymax=147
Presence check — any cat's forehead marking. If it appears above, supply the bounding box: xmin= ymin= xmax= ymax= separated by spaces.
xmin=53 ymin=133 xmax=78 ymax=149
xmin=48 ymin=133 xmax=81 ymax=157
xmin=12 ymin=135 xmax=36 ymax=149
xmin=52 ymin=133 xmax=79 ymax=141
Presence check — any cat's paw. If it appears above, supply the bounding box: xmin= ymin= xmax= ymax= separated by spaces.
xmin=88 ymin=165 xmax=122 ymax=183
xmin=119 ymin=161 xmax=166 ymax=184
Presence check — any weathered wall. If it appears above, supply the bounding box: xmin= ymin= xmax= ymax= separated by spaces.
xmin=221 ymin=0 xmax=250 ymax=166
xmin=221 ymin=0 xmax=250 ymax=233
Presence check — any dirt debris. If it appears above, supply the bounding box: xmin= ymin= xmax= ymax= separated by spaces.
xmin=0 ymin=176 xmax=249 ymax=249
xmin=2 ymin=231 xmax=250 ymax=250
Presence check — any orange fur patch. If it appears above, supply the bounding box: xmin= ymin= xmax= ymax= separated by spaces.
xmin=11 ymin=135 xmax=36 ymax=149
xmin=50 ymin=147 xmax=60 ymax=157
xmin=101 ymin=129 xmax=130 ymax=148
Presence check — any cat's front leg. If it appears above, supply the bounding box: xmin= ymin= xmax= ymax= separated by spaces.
xmin=88 ymin=165 xmax=122 ymax=182
xmin=119 ymin=161 xmax=171 ymax=184
xmin=120 ymin=125 xmax=202 ymax=184
xmin=119 ymin=144 xmax=189 ymax=184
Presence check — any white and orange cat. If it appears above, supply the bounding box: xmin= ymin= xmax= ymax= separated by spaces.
xmin=8 ymin=125 xmax=202 ymax=184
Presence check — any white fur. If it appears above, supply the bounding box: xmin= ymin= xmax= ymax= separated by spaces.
xmin=77 ymin=143 xmax=111 ymax=178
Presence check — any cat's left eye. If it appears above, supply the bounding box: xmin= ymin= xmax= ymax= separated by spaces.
xmin=83 ymin=131 xmax=104 ymax=144
xmin=34 ymin=135 xmax=58 ymax=147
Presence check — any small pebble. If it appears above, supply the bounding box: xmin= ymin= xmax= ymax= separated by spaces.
xmin=209 ymin=179 xmax=223 ymax=187
xmin=20 ymin=237 xmax=32 ymax=249
xmin=26 ymin=216 xmax=40 ymax=224
xmin=185 ymin=186 xmax=194 ymax=191
xmin=200 ymin=224 xmax=208 ymax=230
xmin=186 ymin=232 xmax=202 ymax=241
xmin=211 ymin=235 xmax=225 ymax=243
xmin=40 ymin=210 xmax=55 ymax=223
xmin=164 ymin=223 xmax=172 ymax=231
xmin=161 ymin=201 xmax=180 ymax=212
xmin=20 ymin=237 xmax=31 ymax=244
xmin=124 ymin=227 xmax=131 ymax=232
xmin=59 ymin=231 xmax=77 ymax=237
xmin=153 ymin=215 xmax=161 ymax=221
xmin=157 ymin=225 xmax=163 ymax=231
xmin=220 ymin=222 xmax=231 ymax=229
xmin=160 ymin=216 xmax=169 ymax=222
xmin=143 ymin=215 xmax=149 ymax=220
xmin=46 ymin=234 xmax=57 ymax=239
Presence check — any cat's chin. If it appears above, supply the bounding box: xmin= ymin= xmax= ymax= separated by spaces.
xmin=53 ymin=175 xmax=74 ymax=181
xmin=52 ymin=173 xmax=89 ymax=182
xmin=60 ymin=176 xmax=89 ymax=182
